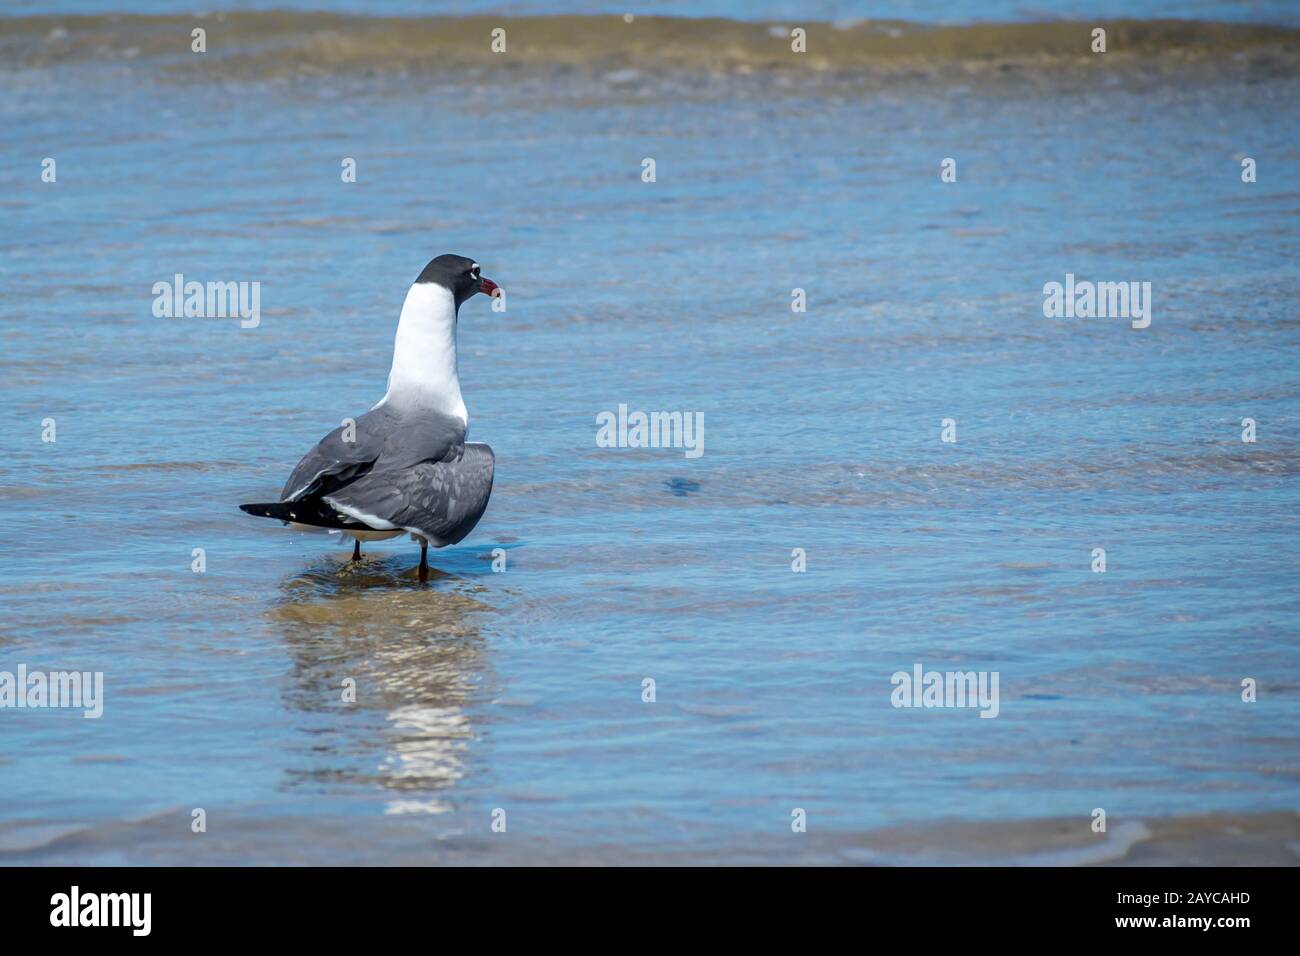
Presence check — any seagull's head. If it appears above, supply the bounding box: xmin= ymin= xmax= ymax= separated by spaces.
xmin=415 ymin=254 xmax=500 ymax=310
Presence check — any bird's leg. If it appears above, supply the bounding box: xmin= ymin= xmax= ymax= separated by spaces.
xmin=352 ymin=540 xmax=362 ymax=562
xmin=418 ymin=540 xmax=429 ymax=583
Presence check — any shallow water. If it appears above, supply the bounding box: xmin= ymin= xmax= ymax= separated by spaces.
xmin=0 ymin=8 xmax=1298 ymax=864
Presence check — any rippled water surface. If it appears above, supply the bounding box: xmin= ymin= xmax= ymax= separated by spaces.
xmin=0 ymin=9 xmax=1298 ymax=863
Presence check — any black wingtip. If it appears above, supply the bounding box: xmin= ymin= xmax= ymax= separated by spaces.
xmin=239 ymin=500 xmax=353 ymax=529
xmin=240 ymin=502 xmax=281 ymax=518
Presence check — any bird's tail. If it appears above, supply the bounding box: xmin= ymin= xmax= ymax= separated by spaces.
xmin=239 ymin=500 xmax=356 ymax=529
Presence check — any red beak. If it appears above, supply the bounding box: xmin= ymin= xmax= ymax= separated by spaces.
xmin=479 ymin=277 xmax=500 ymax=298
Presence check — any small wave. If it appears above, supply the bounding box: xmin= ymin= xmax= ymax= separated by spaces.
xmin=0 ymin=14 xmax=1296 ymax=82
xmin=839 ymin=821 xmax=1152 ymax=866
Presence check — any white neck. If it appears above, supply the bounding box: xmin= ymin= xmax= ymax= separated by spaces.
xmin=379 ymin=282 xmax=467 ymax=424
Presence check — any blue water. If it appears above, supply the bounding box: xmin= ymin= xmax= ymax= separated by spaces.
xmin=0 ymin=9 xmax=1297 ymax=863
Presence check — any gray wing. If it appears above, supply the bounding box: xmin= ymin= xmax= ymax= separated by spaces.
xmin=323 ymin=442 xmax=495 ymax=546
xmin=280 ymin=403 xmax=464 ymax=502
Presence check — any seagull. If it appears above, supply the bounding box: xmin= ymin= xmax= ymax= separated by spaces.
xmin=241 ymin=254 xmax=499 ymax=582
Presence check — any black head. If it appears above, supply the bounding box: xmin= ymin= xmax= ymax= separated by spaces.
xmin=415 ymin=254 xmax=499 ymax=309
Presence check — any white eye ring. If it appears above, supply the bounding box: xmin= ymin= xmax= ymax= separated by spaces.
xmin=470 ymin=263 xmax=480 ymax=277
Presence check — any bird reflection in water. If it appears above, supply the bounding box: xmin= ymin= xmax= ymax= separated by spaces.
xmin=269 ymin=551 xmax=495 ymax=816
